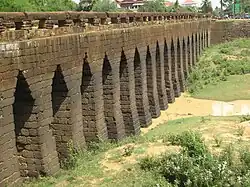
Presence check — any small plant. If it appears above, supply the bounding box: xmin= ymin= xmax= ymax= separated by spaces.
xmin=240 ymin=115 xmax=250 ymax=123
xmin=139 ymin=156 xmax=159 ymax=171
xmin=200 ymin=116 xmax=206 ymax=123
xmin=213 ymin=134 xmax=222 ymax=147
xmin=236 ymin=124 xmax=245 ymax=137
xmin=123 ymin=145 xmax=134 ymax=157
xmin=61 ymin=140 xmax=81 ymax=170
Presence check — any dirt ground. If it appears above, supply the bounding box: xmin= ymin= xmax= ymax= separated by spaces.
xmin=101 ymin=93 xmax=250 ymax=173
xmin=141 ymin=93 xmax=250 ymax=134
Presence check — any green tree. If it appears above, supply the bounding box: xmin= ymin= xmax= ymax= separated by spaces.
xmin=213 ymin=6 xmax=221 ymax=16
xmin=201 ymin=0 xmax=213 ymax=13
xmin=91 ymin=0 xmax=118 ymax=12
xmin=174 ymin=0 xmax=179 ymax=8
xmin=0 ymin=0 xmax=36 ymax=12
xmin=32 ymin=0 xmax=77 ymax=11
xmin=243 ymin=0 xmax=250 ymax=12
xmin=0 ymin=0 xmax=77 ymax=12
xmin=138 ymin=0 xmax=166 ymax=12
xmin=77 ymin=0 xmax=95 ymax=11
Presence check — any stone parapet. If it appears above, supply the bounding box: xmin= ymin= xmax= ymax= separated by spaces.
xmin=0 ymin=12 xmax=210 ymax=41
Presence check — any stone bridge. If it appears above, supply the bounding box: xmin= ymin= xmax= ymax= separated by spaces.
xmin=0 ymin=11 xmax=237 ymax=186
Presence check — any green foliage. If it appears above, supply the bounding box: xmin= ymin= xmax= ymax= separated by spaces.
xmin=61 ymin=140 xmax=82 ymax=170
xmin=236 ymin=125 xmax=245 ymax=137
xmin=138 ymin=0 xmax=167 ymax=12
xmin=213 ymin=134 xmax=223 ymax=147
xmin=78 ymin=0 xmax=94 ymax=11
xmin=174 ymin=0 xmax=179 ymax=8
xmin=240 ymin=115 xmax=250 ymax=122
xmin=123 ymin=145 xmax=134 ymax=157
xmin=0 ymin=0 xmax=77 ymax=12
xmin=140 ymin=131 xmax=250 ymax=187
xmin=200 ymin=0 xmax=213 ymax=13
xmin=0 ymin=0 xmax=35 ymax=12
xmin=187 ymin=39 xmax=250 ymax=94
xmin=167 ymin=131 xmax=208 ymax=157
xmin=92 ymin=0 xmax=118 ymax=12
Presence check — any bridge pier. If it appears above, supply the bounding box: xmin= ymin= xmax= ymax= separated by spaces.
xmin=202 ymin=31 xmax=205 ymax=51
xmin=164 ymin=41 xmax=175 ymax=103
xmin=102 ymin=55 xmax=125 ymax=140
xmin=192 ymin=34 xmax=197 ymax=66
xmin=13 ymin=72 xmax=60 ymax=178
xmin=171 ymin=39 xmax=181 ymax=97
xmin=177 ymin=38 xmax=185 ymax=92
xmin=182 ymin=37 xmax=189 ymax=80
xmin=134 ymin=48 xmax=152 ymax=127
xmin=120 ymin=50 xmax=140 ymax=136
xmin=81 ymin=61 xmax=108 ymax=143
xmin=156 ymin=42 xmax=168 ymax=110
xmin=187 ymin=36 xmax=193 ymax=72
xmin=146 ymin=46 xmax=161 ymax=118
xmin=207 ymin=30 xmax=211 ymax=47
xmin=51 ymin=65 xmax=86 ymax=161
xmin=195 ymin=33 xmax=199 ymax=61
xmin=0 ymin=77 xmax=22 ymax=186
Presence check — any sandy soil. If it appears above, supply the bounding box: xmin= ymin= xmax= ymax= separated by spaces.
xmin=141 ymin=93 xmax=250 ymax=134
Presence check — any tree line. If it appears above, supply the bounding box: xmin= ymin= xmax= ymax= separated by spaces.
xmin=0 ymin=0 xmax=249 ymax=15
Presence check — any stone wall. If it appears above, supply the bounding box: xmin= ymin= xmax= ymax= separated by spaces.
xmin=0 ymin=12 xmax=211 ymax=186
xmin=210 ymin=20 xmax=250 ymax=44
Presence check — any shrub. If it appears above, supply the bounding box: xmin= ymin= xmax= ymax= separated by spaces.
xmin=167 ymin=131 xmax=208 ymax=157
xmin=140 ymin=131 xmax=250 ymax=187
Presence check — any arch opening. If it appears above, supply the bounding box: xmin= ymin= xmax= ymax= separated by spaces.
xmin=51 ymin=65 xmax=69 ymax=162
xmin=13 ymin=71 xmax=35 ymax=177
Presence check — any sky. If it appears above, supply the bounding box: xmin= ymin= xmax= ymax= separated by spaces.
xmin=72 ymin=0 xmax=220 ymax=9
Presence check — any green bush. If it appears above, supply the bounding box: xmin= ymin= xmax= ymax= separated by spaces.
xmin=187 ymin=39 xmax=250 ymax=94
xmin=166 ymin=131 xmax=208 ymax=157
xmin=139 ymin=131 xmax=250 ymax=187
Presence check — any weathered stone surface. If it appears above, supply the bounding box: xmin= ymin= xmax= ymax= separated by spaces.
xmin=0 ymin=12 xmax=215 ymax=186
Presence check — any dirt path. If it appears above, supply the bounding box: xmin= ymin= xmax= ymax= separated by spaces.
xmin=141 ymin=93 xmax=250 ymax=134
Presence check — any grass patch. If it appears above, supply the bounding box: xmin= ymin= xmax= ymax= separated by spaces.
xmin=191 ymin=74 xmax=250 ymax=101
xmin=187 ymin=38 xmax=250 ymax=100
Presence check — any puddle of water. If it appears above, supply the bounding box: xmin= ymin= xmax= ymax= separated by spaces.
xmin=212 ymin=102 xmax=250 ymax=116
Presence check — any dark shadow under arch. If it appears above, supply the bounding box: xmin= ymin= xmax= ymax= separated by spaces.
xmin=177 ymin=38 xmax=184 ymax=92
xmin=171 ymin=38 xmax=181 ymax=97
xmin=81 ymin=56 xmax=98 ymax=142
xmin=134 ymin=47 xmax=152 ymax=127
xmin=156 ymin=41 xmax=168 ymax=110
xmin=102 ymin=54 xmax=118 ymax=139
xmin=187 ymin=36 xmax=192 ymax=69
xmin=164 ymin=40 xmax=175 ymax=103
xmin=51 ymin=65 xmax=69 ymax=161
xmin=191 ymin=34 xmax=195 ymax=65
xmin=182 ymin=38 xmax=188 ymax=79
xmin=120 ymin=50 xmax=140 ymax=135
xmin=13 ymin=71 xmax=35 ymax=177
